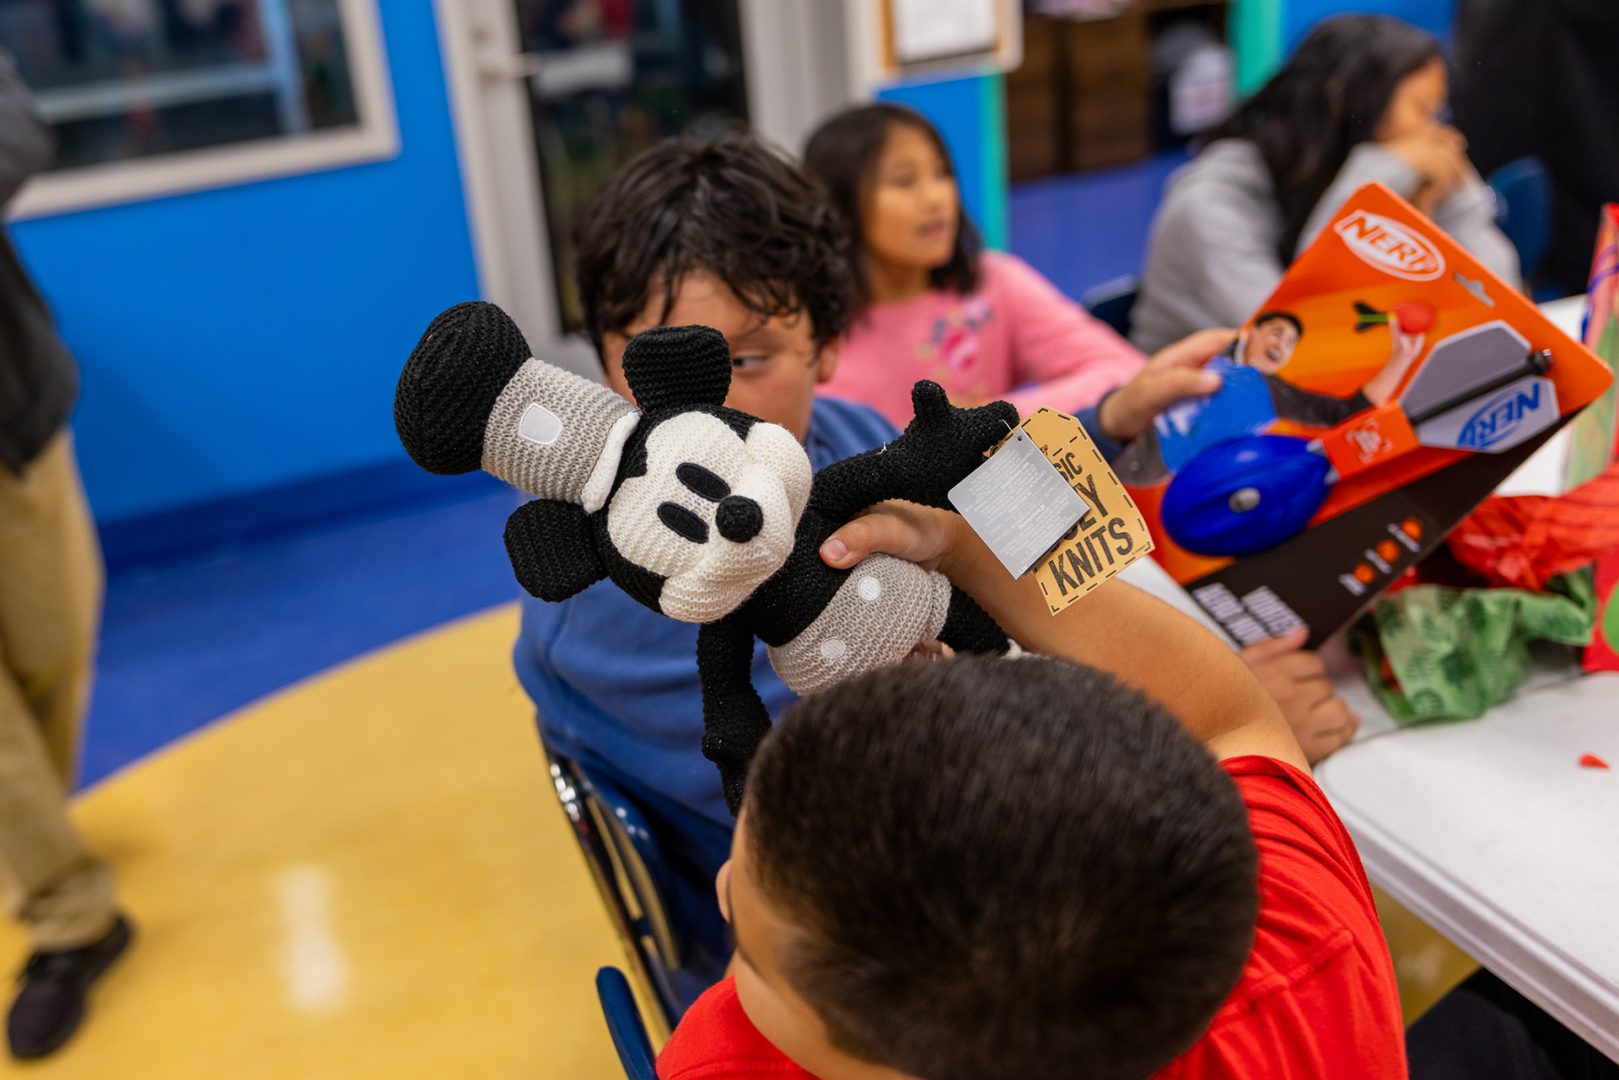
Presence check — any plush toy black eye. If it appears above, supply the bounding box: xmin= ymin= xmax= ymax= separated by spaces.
xmin=658 ymin=502 xmax=710 ymax=543
xmin=677 ymin=463 xmax=730 ymax=502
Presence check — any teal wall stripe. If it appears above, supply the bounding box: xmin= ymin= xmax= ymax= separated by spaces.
xmin=979 ymin=73 xmax=1009 ymax=250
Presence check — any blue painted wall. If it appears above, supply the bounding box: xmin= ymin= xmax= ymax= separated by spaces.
xmin=878 ymin=73 xmax=1009 ymax=250
xmin=10 ymin=0 xmax=479 ymax=526
xmin=1283 ymin=0 xmax=1454 ymax=50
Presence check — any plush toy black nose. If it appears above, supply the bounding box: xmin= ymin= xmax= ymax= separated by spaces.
xmin=715 ymin=495 xmax=764 ymax=543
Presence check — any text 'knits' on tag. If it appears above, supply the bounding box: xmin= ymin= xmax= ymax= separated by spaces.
xmin=1020 ymin=409 xmax=1155 ymax=614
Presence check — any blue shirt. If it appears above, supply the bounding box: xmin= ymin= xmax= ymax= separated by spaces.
xmin=513 ymin=396 xmax=900 ymax=829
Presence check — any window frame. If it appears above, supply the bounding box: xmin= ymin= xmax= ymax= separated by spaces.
xmin=9 ymin=0 xmax=397 ymax=221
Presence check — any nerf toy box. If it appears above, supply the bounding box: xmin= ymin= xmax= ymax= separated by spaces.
xmin=1116 ymin=183 xmax=1613 ymax=648
xmin=1568 ymin=204 xmax=1619 ymax=672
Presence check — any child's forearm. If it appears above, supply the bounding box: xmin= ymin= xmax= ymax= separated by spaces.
xmin=939 ymin=518 xmax=1306 ymax=766
xmin=1360 ymin=333 xmax=1423 ymax=406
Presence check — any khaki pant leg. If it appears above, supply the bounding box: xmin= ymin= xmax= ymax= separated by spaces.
xmin=0 ymin=432 xmax=116 ymax=950
xmin=0 ymin=432 xmax=103 ymax=779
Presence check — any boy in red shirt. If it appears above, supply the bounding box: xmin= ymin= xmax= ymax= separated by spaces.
xmin=656 ymin=502 xmax=1407 ymax=1079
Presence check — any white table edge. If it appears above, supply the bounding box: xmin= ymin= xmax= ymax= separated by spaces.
xmin=1331 ymin=795 xmax=1619 ymax=1063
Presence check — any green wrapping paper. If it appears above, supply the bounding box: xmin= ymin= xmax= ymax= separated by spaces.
xmin=1352 ymin=573 xmax=1598 ymax=723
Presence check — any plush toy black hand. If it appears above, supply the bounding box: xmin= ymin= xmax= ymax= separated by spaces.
xmin=395 ymin=301 xmax=1013 ymax=812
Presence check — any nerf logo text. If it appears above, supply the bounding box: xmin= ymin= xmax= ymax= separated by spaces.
xmin=1457 ymin=381 xmax=1552 ymax=449
xmin=1334 ymin=212 xmax=1444 ymax=280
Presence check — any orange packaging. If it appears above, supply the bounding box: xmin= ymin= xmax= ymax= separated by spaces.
xmin=1118 ymin=183 xmax=1613 ymax=648
xmin=1314 ymin=401 xmax=1421 ymax=480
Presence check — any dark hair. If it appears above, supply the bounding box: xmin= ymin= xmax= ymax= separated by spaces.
xmin=1253 ymin=310 xmax=1304 ymax=337
xmin=1205 ymin=14 xmax=1442 ymax=262
xmin=573 ymin=132 xmax=855 ymax=358
xmin=745 ymin=655 xmax=1259 ymax=1080
xmin=802 ymin=103 xmax=982 ymax=308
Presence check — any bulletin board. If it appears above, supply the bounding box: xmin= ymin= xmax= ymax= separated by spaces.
xmin=863 ymin=0 xmax=1022 ymax=85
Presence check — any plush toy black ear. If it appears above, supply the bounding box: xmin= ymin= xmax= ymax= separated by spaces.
xmin=504 ymin=499 xmax=606 ymax=601
xmin=910 ymin=380 xmax=954 ymax=423
xmin=620 ymin=325 xmax=732 ymax=413
xmin=396 ymin=301 xmax=531 ymax=475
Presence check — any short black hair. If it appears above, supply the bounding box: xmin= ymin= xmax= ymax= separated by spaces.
xmin=1253 ymin=310 xmax=1304 ymax=337
xmin=573 ymin=132 xmax=855 ymax=358
xmin=745 ymin=655 xmax=1258 ymax=1080
xmin=803 ymin=103 xmax=982 ymax=308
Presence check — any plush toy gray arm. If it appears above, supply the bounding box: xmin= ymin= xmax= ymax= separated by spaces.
xmin=696 ymin=617 xmax=772 ymax=815
xmin=811 ymin=381 xmax=1019 ymax=523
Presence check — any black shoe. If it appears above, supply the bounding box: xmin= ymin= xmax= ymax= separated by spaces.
xmin=7 ymin=915 xmax=133 ymax=1060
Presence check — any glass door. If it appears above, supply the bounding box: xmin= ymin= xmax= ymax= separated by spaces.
xmin=436 ymin=0 xmax=851 ymax=373
xmin=508 ymin=0 xmax=749 ymax=331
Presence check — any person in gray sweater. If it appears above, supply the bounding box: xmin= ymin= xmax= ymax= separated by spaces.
xmin=1133 ymin=15 xmax=1520 ymax=355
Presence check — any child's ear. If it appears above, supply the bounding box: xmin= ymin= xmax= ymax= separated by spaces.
xmin=504 ymin=499 xmax=606 ymax=600
xmin=715 ymin=859 xmax=733 ymax=923
xmin=813 ymin=338 xmax=842 ymax=385
xmin=620 ymin=325 xmax=732 ymax=412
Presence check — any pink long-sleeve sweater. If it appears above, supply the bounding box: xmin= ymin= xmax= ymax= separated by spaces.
xmin=820 ymin=251 xmax=1146 ymax=426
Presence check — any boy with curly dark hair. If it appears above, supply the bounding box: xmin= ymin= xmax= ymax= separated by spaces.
xmin=513 ymin=133 xmax=894 ymax=995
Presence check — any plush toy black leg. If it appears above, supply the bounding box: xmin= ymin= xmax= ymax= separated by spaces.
xmin=938 ymin=587 xmax=1010 ymax=655
xmin=395 ymin=301 xmax=531 ymax=476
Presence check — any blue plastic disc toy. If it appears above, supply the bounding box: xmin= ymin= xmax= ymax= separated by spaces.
xmin=1161 ymin=435 xmax=1332 ymax=557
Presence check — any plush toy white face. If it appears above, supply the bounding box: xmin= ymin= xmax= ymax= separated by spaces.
xmin=607 ymin=412 xmax=813 ymax=622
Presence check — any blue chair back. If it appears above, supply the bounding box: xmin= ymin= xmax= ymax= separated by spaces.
xmin=545 ymin=747 xmax=684 ymax=1037
xmin=596 ymin=966 xmax=659 ymax=1080
xmin=1487 ymin=157 xmax=1553 ymax=282
xmin=1082 ymin=275 xmax=1140 ymax=340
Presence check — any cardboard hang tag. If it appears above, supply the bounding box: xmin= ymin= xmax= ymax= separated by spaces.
xmin=1022 ymin=409 xmax=1155 ymax=612
xmin=949 ymin=408 xmax=1154 ymax=614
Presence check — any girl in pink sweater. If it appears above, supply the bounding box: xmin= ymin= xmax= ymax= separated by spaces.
xmin=803 ymin=103 xmax=1146 ymax=427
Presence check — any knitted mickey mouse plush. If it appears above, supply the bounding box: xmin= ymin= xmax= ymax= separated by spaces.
xmin=395 ymin=301 xmax=1012 ymax=811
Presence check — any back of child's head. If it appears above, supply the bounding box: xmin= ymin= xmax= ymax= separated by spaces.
xmin=574 ymin=131 xmax=854 ymax=358
xmin=745 ymin=654 xmax=1259 ymax=1080
xmin=802 ymin=103 xmax=983 ymax=302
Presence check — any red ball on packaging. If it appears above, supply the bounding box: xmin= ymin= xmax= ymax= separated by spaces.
xmin=1392 ymin=302 xmax=1436 ymax=334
